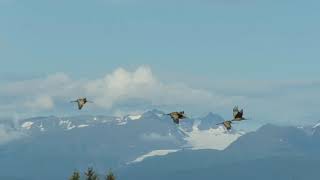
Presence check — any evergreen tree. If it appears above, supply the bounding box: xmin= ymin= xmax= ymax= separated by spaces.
xmin=69 ymin=170 xmax=81 ymax=180
xmin=105 ymin=170 xmax=116 ymax=180
xmin=85 ymin=167 xmax=99 ymax=180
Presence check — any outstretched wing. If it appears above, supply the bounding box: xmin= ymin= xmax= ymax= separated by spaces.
xmin=239 ymin=109 xmax=244 ymax=117
xmin=233 ymin=106 xmax=239 ymax=118
xmin=234 ymin=109 xmax=244 ymax=119
xmin=179 ymin=114 xmax=187 ymax=119
xmin=224 ymin=121 xmax=232 ymax=130
xmin=216 ymin=122 xmax=224 ymax=126
xmin=168 ymin=112 xmax=181 ymax=124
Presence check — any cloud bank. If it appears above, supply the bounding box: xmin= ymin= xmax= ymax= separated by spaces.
xmin=0 ymin=125 xmax=24 ymax=144
xmin=0 ymin=65 xmax=319 ymax=126
xmin=0 ymin=66 xmax=240 ymax=117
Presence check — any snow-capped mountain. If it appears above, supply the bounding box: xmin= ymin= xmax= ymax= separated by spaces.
xmin=119 ymin=124 xmax=320 ymax=180
xmin=20 ymin=115 xmax=122 ymax=132
xmin=0 ymin=110 xmax=244 ymax=180
xmin=295 ymin=120 xmax=320 ymax=136
xmin=3 ymin=112 xmax=320 ymax=180
xmin=197 ymin=112 xmax=224 ymax=131
xmin=17 ymin=110 xmax=243 ymax=151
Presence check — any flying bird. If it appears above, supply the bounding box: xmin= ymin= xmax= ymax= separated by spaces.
xmin=217 ymin=120 xmax=233 ymax=131
xmin=167 ymin=111 xmax=187 ymax=124
xmin=232 ymin=106 xmax=246 ymax=121
xmin=71 ymin=98 xmax=93 ymax=110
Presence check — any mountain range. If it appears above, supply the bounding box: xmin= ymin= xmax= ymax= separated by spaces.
xmin=119 ymin=124 xmax=320 ymax=180
xmin=0 ymin=110 xmax=319 ymax=180
xmin=0 ymin=110 xmax=241 ymax=180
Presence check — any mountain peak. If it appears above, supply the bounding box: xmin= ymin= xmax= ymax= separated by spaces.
xmin=257 ymin=123 xmax=299 ymax=133
xmin=203 ymin=112 xmax=222 ymax=119
xmin=140 ymin=109 xmax=165 ymax=119
xmin=197 ymin=112 xmax=224 ymax=131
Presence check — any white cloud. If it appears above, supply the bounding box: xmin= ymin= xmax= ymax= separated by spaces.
xmin=0 ymin=66 xmax=237 ymax=115
xmin=85 ymin=66 xmax=158 ymax=108
xmin=0 ymin=72 xmax=75 ymax=115
xmin=0 ymin=66 xmax=320 ymax=126
xmin=85 ymin=66 xmax=238 ymax=111
xmin=0 ymin=72 xmax=72 ymax=96
xmin=0 ymin=124 xmax=25 ymax=144
xmin=24 ymin=96 xmax=54 ymax=110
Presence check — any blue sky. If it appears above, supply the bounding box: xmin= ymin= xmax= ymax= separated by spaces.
xmin=0 ymin=0 xmax=319 ymax=125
